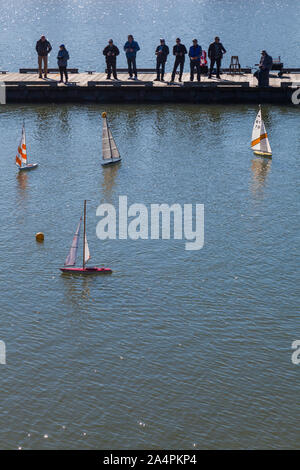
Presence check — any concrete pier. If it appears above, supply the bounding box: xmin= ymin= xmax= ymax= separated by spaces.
xmin=2 ymin=71 xmax=299 ymax=104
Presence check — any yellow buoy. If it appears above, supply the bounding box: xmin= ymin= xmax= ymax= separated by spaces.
xmin=35 ymin=232 xmax=44 ymax=242
xmin=102 ymin=112 xmax=107 ymax=118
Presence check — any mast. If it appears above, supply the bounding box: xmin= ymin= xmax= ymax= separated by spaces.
xmin=107 ymin=117 xmax=114 ymax=161
xmin=83 ymin=199 xmax=87 ymax=269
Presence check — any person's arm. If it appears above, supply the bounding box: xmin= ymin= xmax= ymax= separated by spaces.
xmin=135 ymin=42 xmax=140 ymax=52
xmin=124 ymin=42 xmax=128 ymax=52
xmin=36 ymin=41 xmax=39 ymax=53
xmin=155 ymin=46 xmax=159 ymax=55
xmin=103 ymin=46 xmax=107 ymax=56
xmin=166 ymin=46 xmax=169 ymax=57
xmin=115 ymin=46 xmax=120 ymax=56
xmin=221 ymin=44 xmax=226 ymax=54
xmin=48 ymin=42 xmax=52 ymax=53
xmin=183 ymin=45 xmax=187 ymax=54
xmin=207 ymin=44 xmax=212 ymax=59
xmin=198 ymin=46 xmax=202 ymax=59
xmin=66 ymin=51 xmax=69 ymax=61
xmin=173 ymin=45 xmax=176 ymax=55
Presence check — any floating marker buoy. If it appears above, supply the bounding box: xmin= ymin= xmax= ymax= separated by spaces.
xmin=35 ymin=232 xmax=44 ymax=242
xmin=102 ymin=112 xmax=107 ymax=118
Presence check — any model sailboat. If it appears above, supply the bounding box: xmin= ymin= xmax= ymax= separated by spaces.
xmin=15 ymin=123 xmax=38 ymax=171
xmin=101 ymin=112 xmax=121 ymax=166
xmin=60 ymin=200 xmax=112 ymax=274
xmin=251 ymin=105 xmax=272 ymax=158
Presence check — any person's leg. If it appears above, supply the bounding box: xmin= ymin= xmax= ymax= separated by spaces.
xmin=59 ymin=66 xmax=63 ymax=82
xmin=196 ymin=62 xmax=201 ymax=81
xmin=127 ymin=57 xmax=132 ymax=77
xmin=112 ymin=61 xmax=117 ymax=79
xmin=258 ymin=69 xmax=263 ymax=87
xmin=209 ymin=58 xmax=215 ymax=78
xmin=264 ymin=70 xmax=269 ymax=86
xmin=38 ymin=56 xmax=43 ymax=78
xmin=107 ymin=62 xmax=111 ymax=79
xmin=43 ymin=56 xmax=48 ymax=77
xmin=179 ymin=59 xmax=184 ymax=81
xmin=216 ymin=58 xmax=221 ymax=78
xmin=190 ymin=61 xmax=194 ymax=81
xmin=161 ymin=60 xmax=165 ymax=80
xmin=156 ymin=59 xmax=160 ymax=80
xmin=132 ymin=57 xmax=137 ymax=78
xmin=171 ymin=58 xmax=179 ymax=81
xmin=64 ymin=67 xmax=68 ymax=83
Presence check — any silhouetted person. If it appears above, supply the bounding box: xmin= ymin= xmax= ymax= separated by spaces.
xmin=36 ymin=35 xmax=52 ymax=78
xmin=57 ymin=44 xmax=69 ymax=84
xmin=103 ymin=39 xmax=120 ymax=79
xmin=154 ymin=39 xmax=169 ymax=81
xmin=171 ymin=38 xmax=187 ymax=82
xmin=124 ymin=35 xmax=140 ymax=80
xmin=189 ymin=39 xmax=202 ymax=81
xmin=208 ymin=36 xmax=226 ymax=79
xmin=258 ymin=50 xmax=273 ymax=87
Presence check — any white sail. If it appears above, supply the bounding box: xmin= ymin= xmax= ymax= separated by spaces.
xmin=102 ymin=116 xmax=120 ymax=161
xmin=16 ymin=124 xmax=27 ymax=167
xmin=251 ymin=108 xmax=272 ymax=154
xmin=64 ymin=218 xmax=82 ymax=266
xmin=84 ymin=233 xmax=91 ymax=264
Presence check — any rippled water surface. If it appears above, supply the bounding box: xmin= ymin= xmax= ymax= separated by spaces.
xmin=0 ymin=0 xmax=299 ymax=451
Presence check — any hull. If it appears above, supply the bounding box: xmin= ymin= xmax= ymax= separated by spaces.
xmin=18 ymin=163 xmax=38 ymax=171
xmin=253 ymin=150 xmax=272 ymax=158
xmin=101 ymin=158 xmax=121 ymax=166
xmin=60 ymin=266 xmax=112 ymax=274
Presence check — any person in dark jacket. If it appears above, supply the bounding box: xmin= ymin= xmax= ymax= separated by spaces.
xmin=154 ymin=39 xmax=169 ymax=81
xmin=208 ymin=36 xmax=226 ymax=79
xmin=171 ymin=38 xmax=187 ymax=82
xmin=258 ymin=50 xmax=273 ymax=87
xmin=36 ymin=35 xmax=52 ymax=78
xmin=124 ymin=35 xmax=140 ymax=80
xmin=57 ymin=45 xmax=69 ymax=84
xmin=189 ymin=39 xmax=202 ymax=82
xmin=103 ymin=39 xmax=120 ymax=79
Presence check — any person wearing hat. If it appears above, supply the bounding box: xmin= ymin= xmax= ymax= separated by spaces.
xmin=154 ymin=39 xmax=169 ymax=81
xmin=57 ymin=44 xmax=70 ymax=84
xmin=257 ymin=50 xmax=273 ymax=87
xmin=208 ymin=36 xmax=226 ymax=79
xmin=171 ymin=38 xmax=187 ymax=82
xmin=189 ymin=39 xmax=202 ymax=82
xmin=103 ymin=39 xmax=120 ymax=80
xmin=36 ymin=35 xmax=52 ymax=78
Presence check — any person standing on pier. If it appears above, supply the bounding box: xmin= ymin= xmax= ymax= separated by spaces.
xmin=36 ymin=35 xmax=52 ymax=79
xmin=171 ymin=38 xmax=187 ymax=82
xmin=208 ymin=36 xmax=226 ymax=79
xmin=189 ymin=39 xmax=202 ymax=81
xmin=103 ymin=39 xmax=120 ymax=80
xmin=154 ymin=39 xmax=169 ymax=81
xmin=124 ymin=35 xmax=140 ymax=80
xmin=258 ymin=50 xmax=273 ymax=87
xmin=57 ymin=45 xmax=69 ymax=84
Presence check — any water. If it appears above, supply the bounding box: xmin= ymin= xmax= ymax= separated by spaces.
xmin=0 ymin=0 xmax=300 ymax=450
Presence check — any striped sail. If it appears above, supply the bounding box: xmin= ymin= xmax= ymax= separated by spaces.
xmin=16 ymin=125 xmax=27 ymax=167
xmin=251 ymin=108 xmax=272 ymax=154
xmin=64 ymin=217 xmax=82 ymax=266
xmin=102 ymin=116 xmax=120 ymax=161
xmin=84 ymin=233 xmax=91 ymax=264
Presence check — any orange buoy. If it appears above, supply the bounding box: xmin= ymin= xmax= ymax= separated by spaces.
xmin=102 ymin=112 xmax=107 ymax=118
